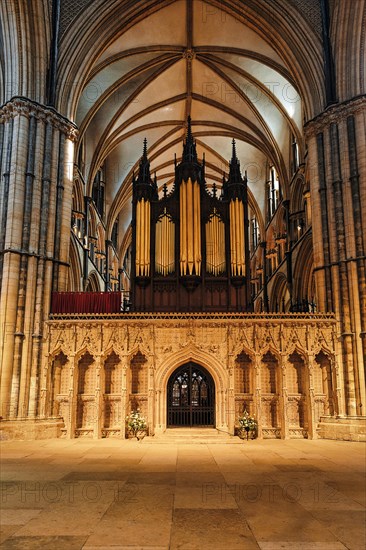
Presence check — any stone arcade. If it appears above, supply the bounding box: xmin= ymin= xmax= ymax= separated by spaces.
xmin=44 ymin=314 xmax=339 ymax=439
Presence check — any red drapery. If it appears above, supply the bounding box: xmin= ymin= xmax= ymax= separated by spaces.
xmin=51 ymin=292 xmax=122 ymax=314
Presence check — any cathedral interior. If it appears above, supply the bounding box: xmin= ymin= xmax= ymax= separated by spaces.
xmin=1 ymin=2 xmax=366 ymax=549
xmin=0 ymin=0 xmax=365 ymax=443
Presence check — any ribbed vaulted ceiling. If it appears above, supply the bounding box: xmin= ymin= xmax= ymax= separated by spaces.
xmin=74 ymin=0 xmax=304 ymax=237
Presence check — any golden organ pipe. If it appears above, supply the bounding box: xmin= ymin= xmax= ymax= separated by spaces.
xmin=229 ymin=201 xmax=235 ymax=275
xmin=160 ymin=219 xmax=163 ymax=273
xmin=180 ymin=182 xmax=187 ymax=275
xmin=142 ymin=200 xmax=145 ymax=275
xmin=155 ymin=220 xmax=160 ymax=272
xmin=170 ymin=220 xmax=174 ymax=272
xmin=193 ymin=182 xmax=198 ymax=274
xmin=206 ymin=221 xmax=211 ymax=272
xmin=135 ymin=201 xmax=139 ymax=274
xmin=219 ymin=218 xmax=223 ymax=274
xmin=239 ymin=201 xmax=244 ymax=275
xmin=164 ymin=214 xmax=168 ymax=275
xmin=237 ymin=199 xmax=242 ymax=276
xmin=214 ymin=218 xmax=218 ymax=274
xmin=194 ymin=182 xmax=200 ymax=275
xmin=235 ymin=199 xmax=239 ymax=276
xmin=233 ymin=200 xmax=236 ymax=274
xmin=210 ymin=219 xmax=213 ymax=272
xmin=187 ymin=179 xmax=193 ymax=274
xmin=163 ymin=215 xmax=166 ymax=275
xmin=142 ymin=202 xmax=145 ymax=274
xmin=184 ymin=181 xmax=188 ymax=274
xmin=159 ymin=220 xmax=164 ymax=273
xmin=219 ymin=220 xmax=223 ymax=273
xmin=213 ymin=216 xmax=217 ymax=274
xmin=146 ymin=201 xmax=151 ymax=275
xmin=235 ymin=198 xmax=240 ymax=276
xmin=179 ymin=185 xmax=182 ymax=273
xmin=221 ymin=221 xmax=225 ymax=271
xmin=136 ymin=201 xmax=140 ymax=275
xmin=180 ymin=178 xmax=201 ymax=276
xmin=141 ymin=200 xmax=145 ymax=276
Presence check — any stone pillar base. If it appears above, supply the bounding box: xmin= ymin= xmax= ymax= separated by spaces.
xmin=0 ymin=418 xmax=65 ymax=440
xmin=317 ymin=416 xmax=366 ymax=442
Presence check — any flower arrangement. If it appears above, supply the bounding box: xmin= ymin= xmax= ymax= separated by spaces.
xmin=126 ymin=410 xmax=147 ymax=440
xmin=238 ymin=410 xmax=257 ymax=440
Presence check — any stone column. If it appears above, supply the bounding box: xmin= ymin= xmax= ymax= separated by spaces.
xmin=120 ymin=363 xmax=128 ymax=438
xmin=0 ymin=98 xmax=77 ymax=420
xmin=39 ymin=354 xmax=50 ymax=419
xmin=304 ymin=96 xmax=366 ymax=418
xmin=155 ymin=389 xmax=163 ymax=433
xmin=94 ymin=355 xmax=103 ymax=439
xmin=67 ymin=355 xmax=77 ymax=439
xmin=147 ymin=363 xmax=155 ymax=435
xmin=227 ymin=358 xmax=236 ymax=434
xmin=307 ymin=355 xmax=317 ymax=439
xmin=254 ymin=354 xmax=262 ymax=438
xmin=279 ymin=355 xmax=289 ymax=439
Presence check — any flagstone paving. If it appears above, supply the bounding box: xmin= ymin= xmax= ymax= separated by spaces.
xmin=0 ymin=438 xmax=365 ymax=549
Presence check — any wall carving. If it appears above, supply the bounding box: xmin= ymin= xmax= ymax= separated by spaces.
xmin=43 ymin=313 xmax=339 ymax=439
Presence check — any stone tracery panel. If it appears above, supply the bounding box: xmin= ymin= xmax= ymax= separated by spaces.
xmin=261 ymin=351 xmax=280 ymax=437
xmin=287 ymin=351 xmax=307 ymax=436
xmin=49 ymin=352 xmax=69 ymax=417
xmin=103 ymin=351 xmax=122 ymax=432
xmin=45 ymin=315 xmax=338 ymax=439
xmin=76 ymin=352 xmax=95 ymax=436
xmin=314 ymin=350 xmax=335 ymax=417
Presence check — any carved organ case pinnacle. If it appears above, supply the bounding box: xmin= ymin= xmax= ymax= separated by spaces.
xmin=131 ymin=122 xmax=251 ymax=312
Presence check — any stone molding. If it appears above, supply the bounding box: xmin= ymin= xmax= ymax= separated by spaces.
xmin=0 ymin=96 xmax=78 ymax=141
xmin=304 ymin=94 xmax=366 ymax=137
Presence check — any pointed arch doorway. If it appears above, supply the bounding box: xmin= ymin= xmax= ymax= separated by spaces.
xmin=167 ymin=363 xmax=215 ymax=427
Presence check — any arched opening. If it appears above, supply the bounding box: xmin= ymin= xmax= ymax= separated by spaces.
xmin=85 ymin=271 xmax=100 ymax=292
xmin=167 ymin=362 xmax=215 ymax=427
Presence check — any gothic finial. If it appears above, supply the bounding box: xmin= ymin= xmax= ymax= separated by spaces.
xmin=232 ymin=139 xmax=237 ymax=161
xmin=137 ymin=138 xmax=151 ymax=184
xmin=187 ymin=115 xmax=192 ymax=138
xmin=212 ymin=181 xmax=217 ymax=198
xmin=182 ymin=116 xmax=198 ymax=163
xmin=228 ymin=138 xmax=243 ymax=184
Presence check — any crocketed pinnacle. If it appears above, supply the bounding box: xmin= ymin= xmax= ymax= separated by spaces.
xmin=136 ymin=138 xmax=151 ymax=184
xmin=228 ymin=139 xmax=243 ymax=184
xmin=182 ymin=116 xmax=198 ymax=163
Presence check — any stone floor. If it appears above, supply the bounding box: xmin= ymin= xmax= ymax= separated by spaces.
xmin=0 ymin=437 xmax=365 ymax=549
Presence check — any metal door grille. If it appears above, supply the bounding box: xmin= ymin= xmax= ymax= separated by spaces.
xmin=167 ymin=363 xmax=215 ymax=426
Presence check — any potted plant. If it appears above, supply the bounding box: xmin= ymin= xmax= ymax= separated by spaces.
xmin=237 ymin=410 xmax=257 ymax=440
xmin=126 ymin=410 xmax=147 ymax=440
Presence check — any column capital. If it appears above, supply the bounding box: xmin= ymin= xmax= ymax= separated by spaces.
xmin=0 ymin=96 xmax=78 ymax=141
xmin=304 ymin=95 xmax=366 ymax=138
